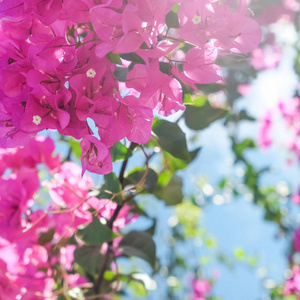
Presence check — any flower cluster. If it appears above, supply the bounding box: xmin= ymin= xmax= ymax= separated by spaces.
xmin=259 ymin=97 xmax=300 ymax=156
xmin=0 ymin=136 xmax=137 ymax=298
xmin=190 ymin=276 xmax=212 ymax=300
xmin=259 ymin=97 xmax=300 ymax=204
xmin=284 ymin=265 xmax=300 ymax=299
xmin=259 ymin=110 xmax=273 ymax=149
xmin=283 ymin=227 xmax=300 ymax=299
xmin=0 ymin=0 xmax=261 ymax=174
xmin=278 ymin=97 xmax=300 ymax=162
xmin=249 ymin=0 xmax=299 ymax=71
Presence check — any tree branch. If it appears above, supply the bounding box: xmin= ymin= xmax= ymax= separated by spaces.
xmin=93 ymin=142 xmax=137 ymax=296
xmin=118 ymin=142 xmax=137 ymax=185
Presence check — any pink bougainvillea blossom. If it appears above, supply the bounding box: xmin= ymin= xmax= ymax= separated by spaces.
xmin=190 ymin=276 xmax=212 ymax=300
xmin=0 ymin=0 xmax=262 ymax=174
xmin=0 ymin=136 xmax=138 ymax=298
xmin=259 ymin=111 xmax=273 ymax=149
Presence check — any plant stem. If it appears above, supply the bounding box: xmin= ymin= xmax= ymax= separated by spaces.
xmin=93 ymin=142 xmax=137 ymax=296
xmin=118 ymin=142 xmax=137 ymax=185
xmin=93 ymin=247 xmax=112 ymax=297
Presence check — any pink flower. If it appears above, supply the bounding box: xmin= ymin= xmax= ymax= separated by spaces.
xmin=59 ymin=245 xmax=76 ymax=271
xmin=237 ymin=84 xmax=251 ymax=96
xmin=80 ymin=135 xmax=112 ymax=175
xmin=292 ymin=190 xmax=300 ymax=205
xmin=0 ymin=175 xmax=38 ymax=231
xmin=293 ymin=227 xmax=300 ymax=252
xmin=181 ymin=45 xmax=221 ymax=87
xmin=66 ymin=273 xmax=88 ymax=288
xmin=47 ymin=161 xmax=93 ymax=209
xmin=0 ymin=0 xmax=262 ymax=169
xmin=190 ymin=277 xmax=212 ymax=300
xmin=259 ymin=111 xmax=273 ymax=149
xmin=284 ymin=266 xmax=300 ymax=296
xmin=126 ymin=61 xmax=184 ymax=116
xmin=118 ymin=95 xmax=153 ymax=144
xmin=178 ymin=0 xmax=261 ymax=53
xmin=251 ymin=46 xmax=282 ymax=70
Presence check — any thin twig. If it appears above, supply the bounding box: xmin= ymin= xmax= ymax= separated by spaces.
xmin=93 ymin=142 xmax=137 ymax=296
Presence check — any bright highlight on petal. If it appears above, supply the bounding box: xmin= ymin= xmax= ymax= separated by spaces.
xmin=32 ymin=115 xmax=42 ymax=125
xmin=86 ymin=68 xmax=96 ymax=78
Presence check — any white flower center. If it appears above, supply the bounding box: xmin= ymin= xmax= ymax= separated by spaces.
xmin=192 ymin=15 xmax=202 ymax=25
xmin=32 ymin=115 xmax=41 ymax=125
xmin=86 ymin=68 xmax=96 ymax=78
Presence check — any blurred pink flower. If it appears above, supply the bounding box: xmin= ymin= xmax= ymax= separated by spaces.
xmin=259 ymin=111 xmax=273 ymax=148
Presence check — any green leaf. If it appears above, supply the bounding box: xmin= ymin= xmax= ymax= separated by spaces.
xmin=247 ymin=255 xmax=258 ymax=267
xmin=104 ymin=271 xmax=117 ymax=281
xmin=69 ymin=139 xmax=82 ymax=159
xmin=284 ymin=295 xmax=298 ymax=300
xmin=199 ymin=256 xmax=211 ymax=265
xmin=157 ymin=170 xmax=173 ymax=186
xmin=38 ymin=228 xmax=55 ymax=245
xmin=98 ymin=172 xmax=122 ymax=204
xmin=74 ymin=245 xmax=102 ymax=274
xmin=155 ymin=175 xmax=183 ymax=206
xmin=129 ymin=280 xmax=147 ymax=296
xmin=159 ymin=62 xmax=171 ymax=75
xmin=165 ymin=11 xmax=180 ymax=28
xmin=68 ymin=25 xmax=75 ymax=38
xmin=119 ymin=231 xmax=156 ymax=268
xmin=238 ymin=110 xmax=255 ymax=122
xmin=128 ymin=200 xmax=148 ymax=216
xmin=120 ymin=53 xmax=145 ymax=64
xmin=124 ymin=168 xmax=158 ymax=192
xmin=163 ymin=152 xmax=188 ymax=172
xmin=195 ymin=83 xmax=223 ymax=94
xmin=106 ymin=52 xmax=122 ymax=65
xmin=172 ymin=3 xmax=179 ymax=12
xmin=66 ymin=25 xmax=75 ymax=43
xmin=184 ymin=96 xmax=207 ymax=107
xmin=145 ymin=220 xmax=156 ymax=236
xmin=57 ymin=295 xmax=72 ymax=300
xmin=163 ymin=148 xmax=201 ymax=172
xmin=152 ymin=119 xmax=190 ymax=161
xmin=183 ymin=93 xmax=193 ymax=104
xmin=77 ymin=217 xmax=116 ymax=245
xmin=110 ymin=142 xmax=132 ymax=162
xmin=219 ymin=178 xmax=227 ymax=189
xmin=190 ymin=147 xmax=201 ymax=161
xmin=114 ymin=66 xmax=128 ymax=82
xmin=184 ymin=101 xmax=226 ymax=130
xmin=205 ymin=237 xmax=216 ymax=248
xmin=234 ymin=247 xmax=245 ymax=260
xmin=176 ymin=202 xmax=202 ymax=227
xmin=68 ymin=234 xmax=79 ymax=245
xmin=232 ymin=138 xmax=256 ymax=160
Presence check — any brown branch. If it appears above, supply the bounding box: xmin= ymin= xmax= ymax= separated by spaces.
xmin=93 ymin=142 xmax=137 ymax=296
xmin=93 ymin=246 xmax=113 ymax=297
